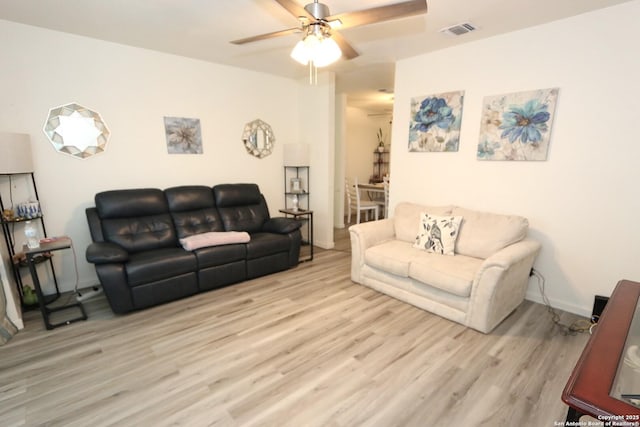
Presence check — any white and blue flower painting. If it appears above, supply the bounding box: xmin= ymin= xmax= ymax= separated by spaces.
xmin=408 ymin=90 xmax=464 ymax=152
xmin=478 ymin=88 xmax=558 ymax=161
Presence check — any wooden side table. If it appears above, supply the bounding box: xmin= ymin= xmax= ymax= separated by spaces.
xmin=24 ymin=237 xmax=87 ymax=330
xmin=279 ymin=209 xmax=313 ymax=262
xmin=562 ymin=279 xmax=640 ymax=421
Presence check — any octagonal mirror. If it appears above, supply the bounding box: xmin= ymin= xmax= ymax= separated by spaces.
xmin=43 ymin=102 xmax=110 ymax=159
xmin=242 ymin=119 xmax=274 ymax=159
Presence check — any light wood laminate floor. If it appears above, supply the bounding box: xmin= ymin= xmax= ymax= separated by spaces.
xmin=0 ymin=228 xmax=589 ymax=426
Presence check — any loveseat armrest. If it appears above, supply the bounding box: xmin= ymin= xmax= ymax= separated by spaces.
xmin=86 ymin=242 xmax=129 ymax=265
xmin=466 ymin=239 xmax=542 ymax=333
xmin=349 ymin=218 xmax=395 ymax=283
xmin=262 ymin=217 xmax=302 ymax=234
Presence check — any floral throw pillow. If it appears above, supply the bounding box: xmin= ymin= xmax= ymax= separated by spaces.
xmin=413 ymin=213 xmax=463 ymax=255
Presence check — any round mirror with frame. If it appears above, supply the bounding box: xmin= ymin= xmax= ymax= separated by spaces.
xmin=43 ymin=102 xmax=110 ymax=159
xmin=242 ymin=119 xmax=275 ymax=159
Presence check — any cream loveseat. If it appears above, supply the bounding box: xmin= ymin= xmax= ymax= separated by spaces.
xmin=349 ymin=202 xmax=541 ymax=333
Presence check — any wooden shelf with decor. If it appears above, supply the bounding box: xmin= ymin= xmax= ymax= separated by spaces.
xmin=1 ymin=132 xmax=62 ymax=311
xmin=370 ymin=149 xmax=390 ymax=183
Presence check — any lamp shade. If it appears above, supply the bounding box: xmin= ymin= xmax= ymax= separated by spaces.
xmin=290 ymin=34 xmax=342 ymax=68
xmin=283 ymin=144 xmax=310 ymax=166
xmin=0 ymin=133 xmax=33 ymax=173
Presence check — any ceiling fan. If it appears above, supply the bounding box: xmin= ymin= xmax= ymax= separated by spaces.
xmin=231 ymin=0 xmax=428 ymax=67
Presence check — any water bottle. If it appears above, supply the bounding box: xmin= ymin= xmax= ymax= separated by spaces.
xmin=24 ymin=221 xmax=39 ymax=249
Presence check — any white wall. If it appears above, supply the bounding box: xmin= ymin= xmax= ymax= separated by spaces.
xmin=345 ymin=108 xmax=392 ymax=184
xmin=391 ymin=1 xmax=640 ymax=317
xmin=299 ymin=72 xmax=336 ymax=249
xmin=334 ymin=94 xmax=347 ymax=228
xmin=0 ymin=20 xmax=303 ymax=294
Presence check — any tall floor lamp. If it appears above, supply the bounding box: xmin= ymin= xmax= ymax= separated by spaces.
xmin=0 ymin=132 xmax=33 ymax=341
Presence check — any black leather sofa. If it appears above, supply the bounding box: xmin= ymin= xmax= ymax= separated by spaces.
xmin=85 ymin=184 xmax=302 ymax=313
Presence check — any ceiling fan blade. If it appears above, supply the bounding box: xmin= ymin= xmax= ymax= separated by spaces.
xmin=231 ymin=27 xmax=301 ymax=45
xmin=331 ymin=32 xmax=359 ymax=60
xmin=275 ymin=0 xmax=314 ymax=20
xmin=327 ymin=0 xmax=427 ymax=30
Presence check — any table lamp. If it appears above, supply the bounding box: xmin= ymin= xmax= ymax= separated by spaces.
xmin=0 ymin=133 xmax=34 ymax=174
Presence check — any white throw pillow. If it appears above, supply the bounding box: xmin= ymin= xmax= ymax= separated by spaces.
xmin=413 ymin=213 xmax=463 ymax=255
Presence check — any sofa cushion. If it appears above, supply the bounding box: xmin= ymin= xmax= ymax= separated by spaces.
xmin=166 ymin=186 xmax=225 ymax=238
xmin=408 ymin=253 xmax=482 ymax=298
xmin=364 ymin=240 xmax=417 ymax=277
xmin=165 ymin=185 xmax=215 ymax=212
xmin=101 ymin=214 xmax=177 ymax=253
xmin=451 ymin=207 xmax=529 ymax=259
xmin=245 ymin=233 xmax=291 ymax=259
xmin=214 ymin=184 xmax=270 ymax=233
xmin=96 ymin=188 xmax=167 ymax=219
xmin=413 ymin=213 xmax=462 ymax=255
xmin=125 ymin=247 xmax=197 ymax=287
xmin=96 ymin=188 xmax=178 ymax=253
xmin=193 ymin=244 xmax=246 ymax=268
xmin=394 ymin=202 xmax=453 ymax=243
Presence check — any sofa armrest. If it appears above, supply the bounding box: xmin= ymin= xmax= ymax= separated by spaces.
xmin=348 ymin=218 xmax=395 ymax=283
xmin=86 ymin=242 xmax=129 ymax=264
xmin=262 ymin=217 xmax=302 ymax=234
xmin=466 ymin=239 xmax=542 ymax=333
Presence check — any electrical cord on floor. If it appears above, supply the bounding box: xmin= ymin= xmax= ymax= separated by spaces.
xmin=532 ymin=268 xmax=593 ymax=335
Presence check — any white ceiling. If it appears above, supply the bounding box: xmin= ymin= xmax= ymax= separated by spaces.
xmin=0 ymin=0 xmax=632 ymax=113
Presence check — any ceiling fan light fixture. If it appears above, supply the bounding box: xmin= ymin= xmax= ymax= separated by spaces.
xmin=289 ymin=35 xmax=342 ymax=68
xmin=290 ymin=29 xmax=342 ymax=68
xmin=291 ymin=40 xmax=310 ymax=65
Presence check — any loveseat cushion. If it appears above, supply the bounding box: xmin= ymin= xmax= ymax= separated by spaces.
xmin=364 ymin=240 xmax=415 ymax=277
xmin=408 ymin=253 xmax=482 ymax=298
xmin=452 ymin=207 xmax=528 ymax=259
xmin=125 ymin=247 xmax=197 ymax=287
xmin=394 ymin=202 xmax=453 ymax=243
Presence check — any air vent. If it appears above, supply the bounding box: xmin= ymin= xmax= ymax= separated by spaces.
xmin=439 ymin=22 xmax=477 ymax=37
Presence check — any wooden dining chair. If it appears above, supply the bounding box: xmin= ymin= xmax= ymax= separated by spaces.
xmin=346 ymin=177 xmax=379 ymax=224
xmin=376 ymin=176 xmax=390 ymax=219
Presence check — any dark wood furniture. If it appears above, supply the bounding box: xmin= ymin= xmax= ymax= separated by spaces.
xmin=562 ymin=279 xmax=640 ymax=421
xmin=279 ymin=209 xmax=313 ymax=262
xmin=24 ymin=237 xmax=87 ymax=329
xmin=0 ymin=172 xmax=61 ymax=308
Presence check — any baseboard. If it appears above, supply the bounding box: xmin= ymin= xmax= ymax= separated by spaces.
xmin=314 ymin=239 xmax=335 ymax=250
xmin=525 ymin=290 xmax=592 ymax=318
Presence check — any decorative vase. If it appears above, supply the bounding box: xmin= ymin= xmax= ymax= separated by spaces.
xmin=24 ymin=221 xmax=39 ymax=249
xmin=22 ymin=286 xmax=38 ymax=305
xmin=292 ymin=194 xmax=299 ymax=212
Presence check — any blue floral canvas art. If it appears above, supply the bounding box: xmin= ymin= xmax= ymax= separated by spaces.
xmin=477 ymin=88 xmax=558 ymax=161
xmin=408 ymin=90 xmax=464 ymax=152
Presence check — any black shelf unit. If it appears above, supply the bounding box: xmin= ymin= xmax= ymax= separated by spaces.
xmin=283 ymin=166 xmax=309 ymax=211
xmin=282 ymin=166 xmax=312 ymax=261
xmin=0 ymin=172 xmax=61 ymax=309
xmin=371 ymin=149 xmax=390 ymax=183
